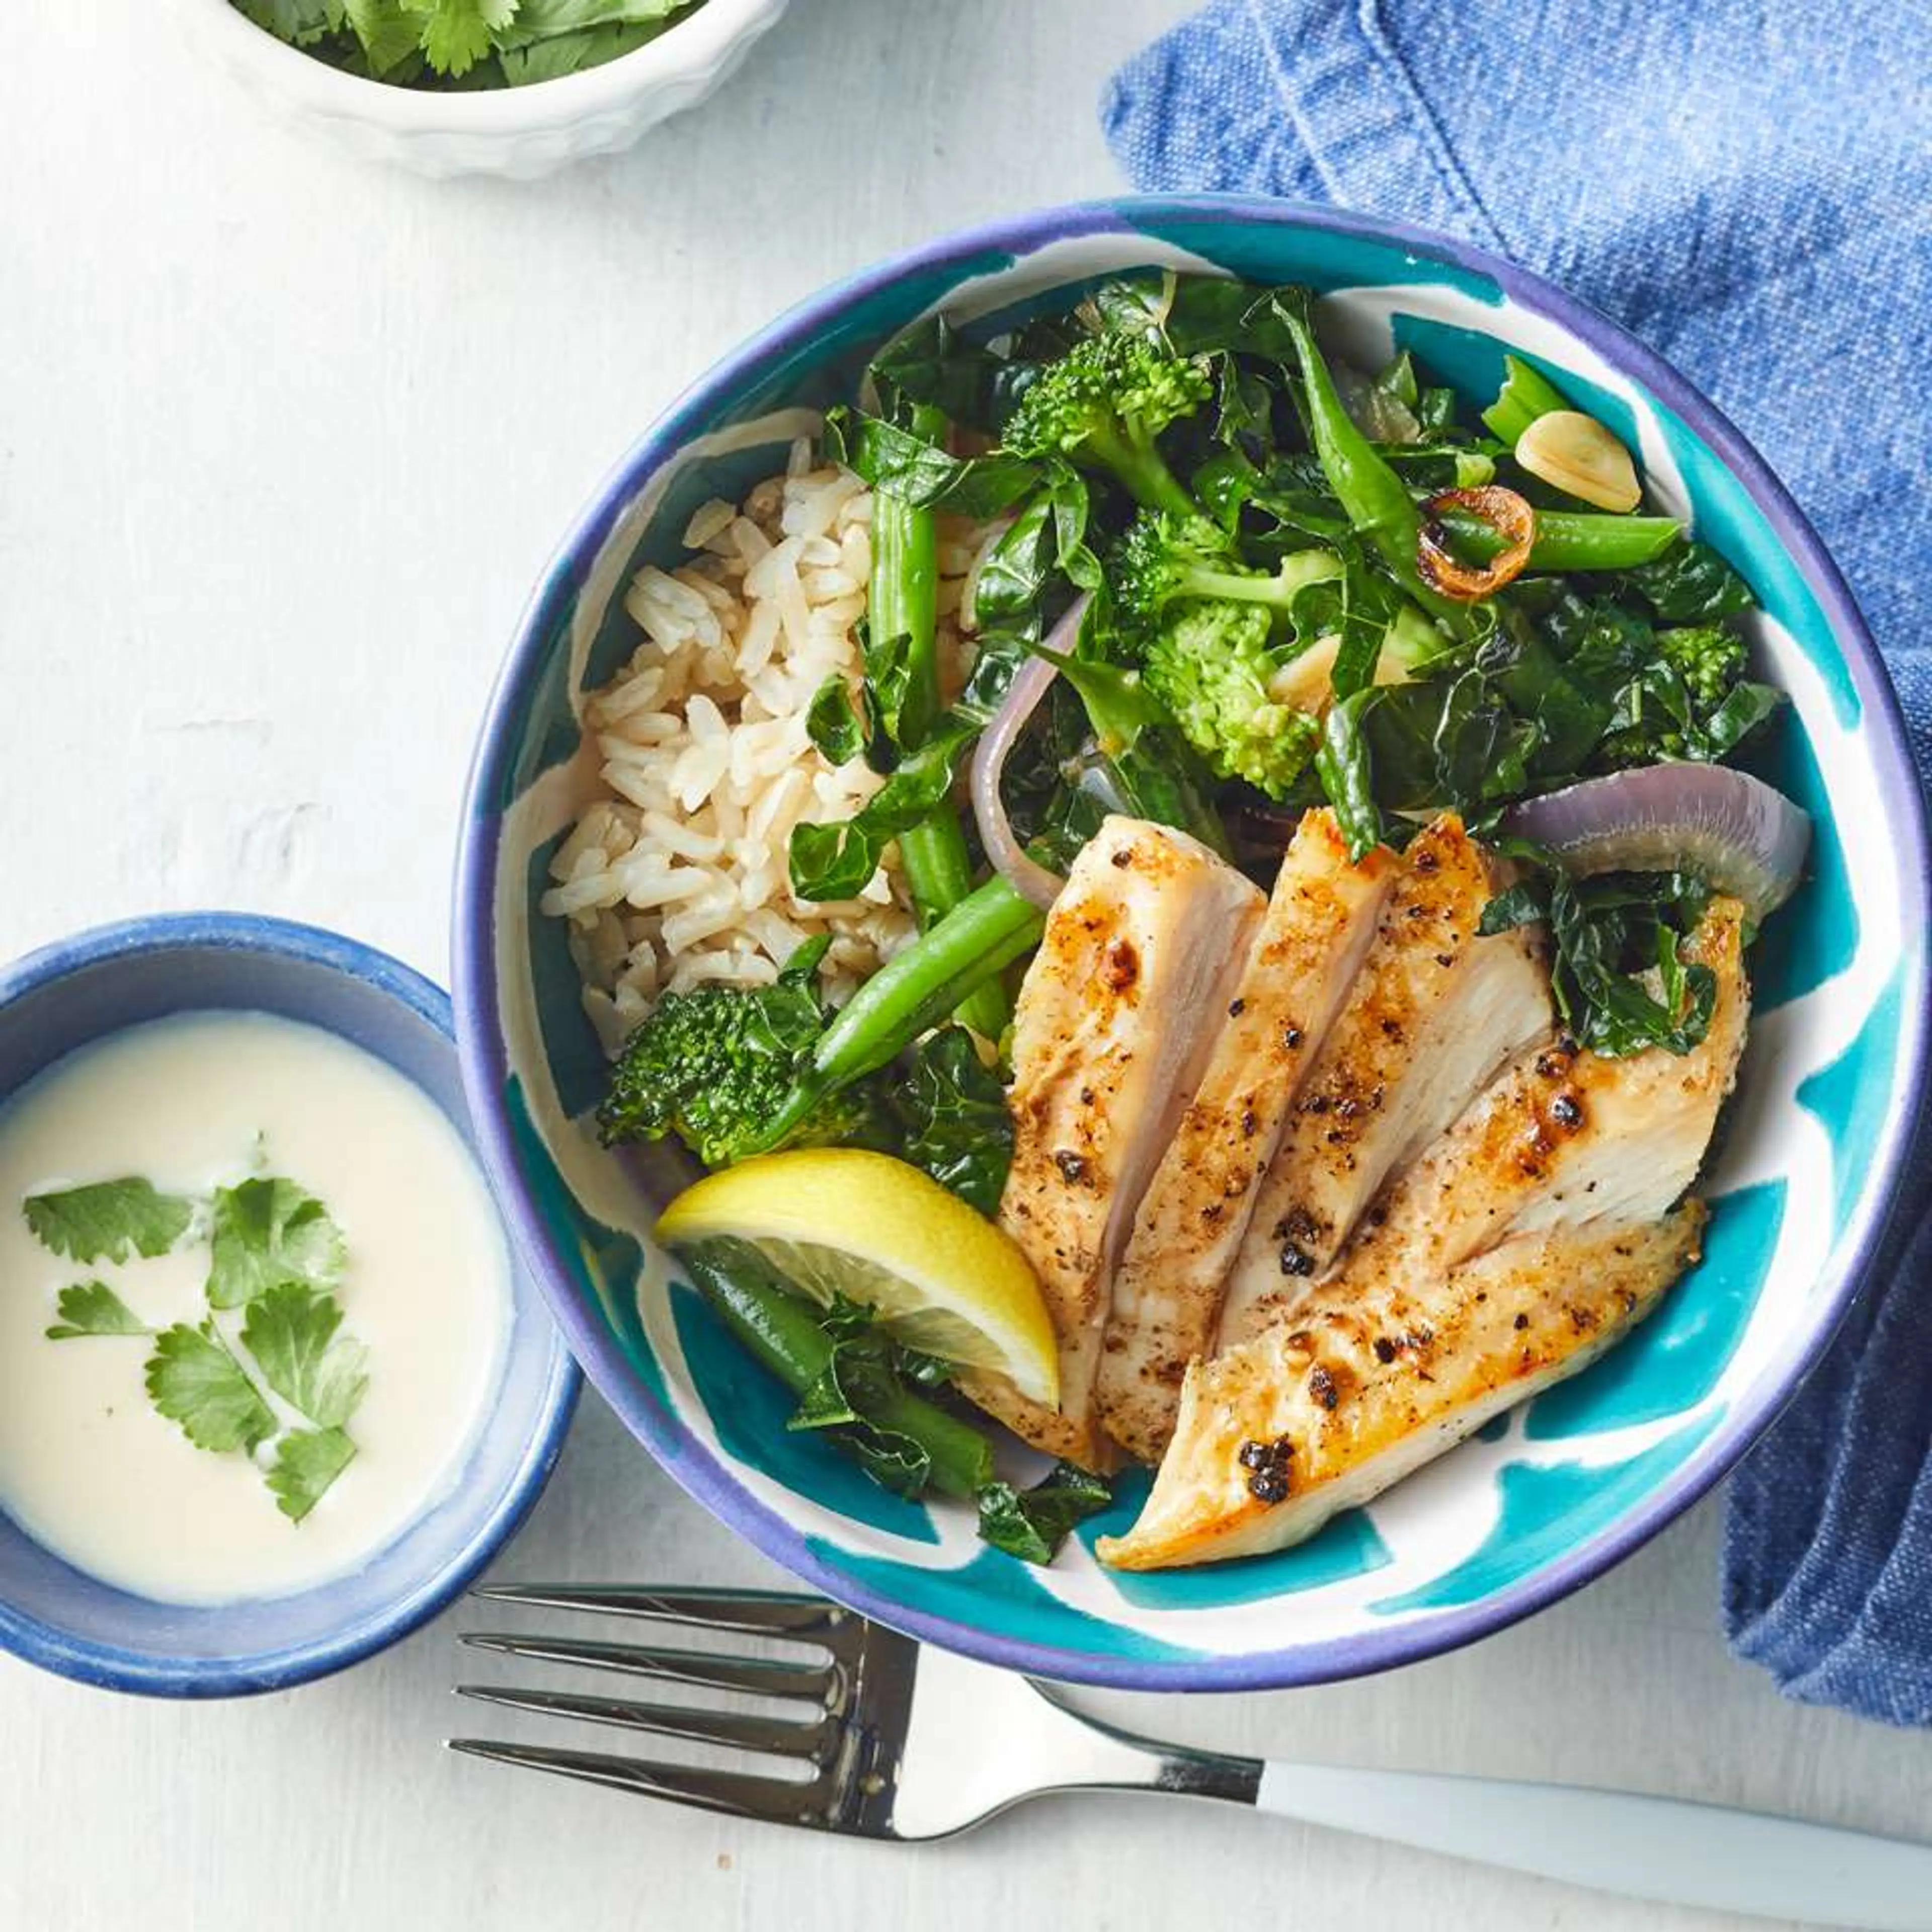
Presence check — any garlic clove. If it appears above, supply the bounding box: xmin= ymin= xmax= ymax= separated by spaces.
xmin=1515 ymin=410 xmax=1643 ymax=513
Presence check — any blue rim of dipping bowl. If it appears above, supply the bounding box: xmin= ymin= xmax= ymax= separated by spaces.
xmin=453 ymin=194 xmax=1930 ymax=1690
xmin=0 ymin=912 xmax=580 ymax=1697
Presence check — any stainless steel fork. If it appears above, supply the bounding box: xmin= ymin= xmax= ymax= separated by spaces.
xmin=450 ymin=1585 xmax=1932 ymax=1930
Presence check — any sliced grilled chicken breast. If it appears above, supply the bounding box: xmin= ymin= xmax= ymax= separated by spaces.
xmin=1343 ymin=896 xmax=1750 ymax=1290
xmin=964 ymin=817 xmax=1265 ymax=1468
xmin=1217 ymin=815 xmax=1549 ymax=1349
xmin=1095 ymin=811 xmax=1398 ymax=1465
xmin=1100 ymin=898 xmax=1749 ymax=1570
xmin=1097 ymin=1206 xmax=1706 ymax=1569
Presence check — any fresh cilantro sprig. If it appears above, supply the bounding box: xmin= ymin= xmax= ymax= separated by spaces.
xmin=207 ymin=1177 xmax=346 ymax=1309
xmin=45 ymin=1281 xmax=151 ymax=1339
xmin=409 ymin=0 xmax=517 ymax=76
xmin=266 ymin=1427 xmax=359 ymax=1523
xmin=228 ymin=0 xmax=701 ymax=91
xmin=23 ymin=1178 xmax=194 ymax=1264
xmin=242 ymin=1284 xmax=369 ymax=1428
xmin=146 ymin=1322 xmax=280 ymax=1455
xmin=25 ymin=1150 xmax=370 ymax=1523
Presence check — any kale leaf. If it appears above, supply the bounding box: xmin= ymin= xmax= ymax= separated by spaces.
xmin=1480 ymin=861 xmax=1716 ymax=1057
xmin=977 ymin=1462 xmax=1115 ymax=1565
xmin=788 ymin=711 xmax=984 ymax=902
xmin=866 ymin=314 xmax=1036 ymax=439
xmin=893 ymin=1027 xmax=1013 ymax=1216
xmin=824 ymin=409 xmax=1038 ymax=519
xmin=1617 ymin=540 xmax=1757 ymax=623
xmin=786 ymin=1321 xmax=937 ymax=1498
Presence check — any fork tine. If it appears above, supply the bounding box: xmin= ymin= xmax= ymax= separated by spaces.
xmin=446 ymin=1739 xmax=834 ymax=1828
xmin=458 ymin=1633 xmax=837 ymax=1705
xmin=452 ymin=1683 xmax=833 ymax=1761
xmin=468 ymin=1585 xmax=848 ymax=1644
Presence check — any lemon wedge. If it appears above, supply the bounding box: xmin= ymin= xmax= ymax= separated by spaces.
xmin=656 ymin=1149 xmax=1059 ymax=1407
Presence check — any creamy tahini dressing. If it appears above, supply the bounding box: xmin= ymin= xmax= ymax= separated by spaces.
xmin=0 ymin=1012 xmax=511 ymax=1604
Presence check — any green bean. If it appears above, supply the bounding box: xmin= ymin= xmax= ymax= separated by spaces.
xmin=1435 ymin=505 xmax=1683 ymax=573
xmin=1481 ymin=354 xmax=1570 ymax=447
xmin=898 ymin=820 xmax=1009 ymax=1039
xmin=1315 ymin=691 xmax=1384 ymax=861
xmin=677 ymin=1238 xmax=995 ymax=1501
xmin=808 ymin=876 xmax=1042 ymax=1090
xmin=753 ymin=876 xmax=1042 ymax=1152
xmin=870 ymin=405 xmax=945 ymax=752
xmin=1279 ymin=300 xmax=1468 ymax=630
xmin=874 ymin=402 xmax=1010 ymax=1038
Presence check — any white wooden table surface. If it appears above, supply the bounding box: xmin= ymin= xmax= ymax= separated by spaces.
xmin=3 ymin=5 xmax=1927 ymax=1927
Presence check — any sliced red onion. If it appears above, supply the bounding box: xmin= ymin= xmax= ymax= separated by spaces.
xmin=969 ymin=594 xmax=1091 ymax=911
xmin=1501 ymin=764 xmax=1810 ymax=921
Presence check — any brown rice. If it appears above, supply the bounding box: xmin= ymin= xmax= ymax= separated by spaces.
xmin=542 ymin=432 xmax=983 ymax=1053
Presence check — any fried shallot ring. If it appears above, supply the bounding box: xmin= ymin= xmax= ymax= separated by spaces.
xmin=1417 ymin=486 xmax=1536 ymax=600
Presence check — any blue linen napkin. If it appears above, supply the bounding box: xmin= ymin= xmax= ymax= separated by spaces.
xmin=1104 ymin=0 xmax=1932 ymax=1726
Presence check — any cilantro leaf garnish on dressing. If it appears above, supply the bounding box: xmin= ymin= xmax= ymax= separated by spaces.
xmin=145 ymin=1323 xmax=279 ymax=1455
xmin=22 ymin=1178 xmax=194 ymax=1265
xmin=242 ymin=1283 xmax=369 ymax=1429
xmin=266 ymin=1427 xmax=359 ymax=1524
xmin=44 ymin=1281 xmax=151 ymax=1339
xmin=23 ymin=1150 xmax=370 ymax=1522
xmin=206 ymin=1177 xmax=346 ymax=1309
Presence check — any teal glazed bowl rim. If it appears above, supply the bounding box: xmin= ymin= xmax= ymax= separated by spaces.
xmin=454 ymin=195 xmax=1930 ymax=1689
xmin=0 ymin=912 xmax=581 ymax=1697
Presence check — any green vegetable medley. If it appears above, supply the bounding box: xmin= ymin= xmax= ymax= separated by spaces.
xmin=231 ymin=0 xmax=701 ymax=91
xmin=601 ymin=273 xmax=1797 ymax=1553
xmin=26 ymin=1153 xmax=369 ymax=1522
xmin=605 ymin=271 xmax=1786 ymax=1166
xmin=680 ymin=1239 xmax=1112 ymax=1562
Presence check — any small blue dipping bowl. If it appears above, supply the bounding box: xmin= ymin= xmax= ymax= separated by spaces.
xmin=0 ymin=914 xmax=579 ymax=1697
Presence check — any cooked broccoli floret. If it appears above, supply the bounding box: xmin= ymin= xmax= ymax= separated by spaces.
xmin=1112 ymin=512 xmax=1342 ymax=627
xmin=1598 ymin=623 xmax=1760 ymax=766
xmin=1656 ymin=625 xmax=1748 ymax=710
xmin=1142 ymin=600 xmax=1320 ymax=799
xmin=596 ymin=948 xmax=882 ymax=1166
xmin=1108 ymin=515 xmax=1452 ymax=796
xmin=1106 ymin=514 xmax=1343 ymax=799
xmin=597 ymin=886 xmax=1045 ymax=1169
xmin=1002 ymin=332 xmax=1212 ymax=519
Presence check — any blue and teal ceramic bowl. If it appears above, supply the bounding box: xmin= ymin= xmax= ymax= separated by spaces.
xmin=0 ymin=915 xmax=579 ymax=1697
xmin=455 ymin=198 xmax=1928 ymax=1689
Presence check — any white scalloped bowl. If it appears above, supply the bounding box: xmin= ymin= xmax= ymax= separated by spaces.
xmin=169 ymin=0 xmax=792 ymax=180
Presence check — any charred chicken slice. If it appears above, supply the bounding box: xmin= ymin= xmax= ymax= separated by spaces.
xmin=1095 ymin=811 xmax=1397 ymax=1465
xmin=1099 ymin=897 xmax=1748 ymax=1570
xmin=1097 ymin=1207 xmax=1707 ymax=1568
xmin=1340 ymin=896 xmax=1751 ymax=1289
xmin=1217 ymin=814 xmax=1550 ymax=1349
xmin=964 ymin=816 xmax=1265 ymax=1469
